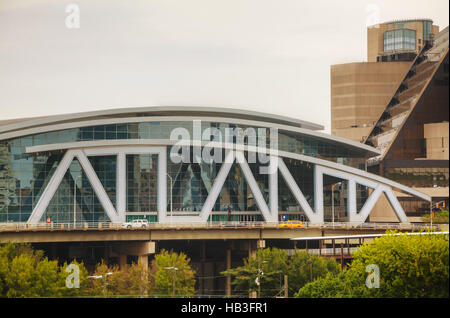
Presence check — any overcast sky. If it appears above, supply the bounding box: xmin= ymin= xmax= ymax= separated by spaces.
xmin=0 ymin=0 xmax=448 ymax=132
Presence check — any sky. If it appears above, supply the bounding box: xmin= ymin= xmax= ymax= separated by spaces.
xmin=0 ymin=0 xmax=448 ymax=132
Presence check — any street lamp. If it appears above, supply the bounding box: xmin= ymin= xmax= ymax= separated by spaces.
xmin=167 ymin=174 xmax=173 ymax=226
xmin=74 ymin=174 xmax=82 ymax=229
xmin=88 ymin=272 xmax=113 ymax=297
xmin=164 ymin=266 xmax=178 ymax=296
xmin=256 ymin=259 xmax=268 ymax=298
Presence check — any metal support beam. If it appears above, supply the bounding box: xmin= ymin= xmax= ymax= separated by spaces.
xmin=314 ymin=165 xmax=324 ymax=222
xmin=348 ymin=179 xmax=357 ymax=222
xmin=28 ymin=150 xmax=76 ymax=224
xmin=236 ymin=151 xmax=274 ymax=222
xmin=75 ymin=150 xmax=119 ymax=223
xmin=158 ymin=147 xmax=167 ymax=223
xmin=278 ymin=159 xmax=318 ymax=222
xmin=199 ymin=150 xmax=235 ymax=222
xmin=116 ymin=152 xmax=126 ymax=223
xmin=269 ymin=156 xmax=278 ymax=220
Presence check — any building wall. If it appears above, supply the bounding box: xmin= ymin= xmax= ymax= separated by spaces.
xmin=330 ymin=62 xmax=411 ymax=142
xmin=424 ymin=122 xmax=449 ymax=160
xmin=384 ymin=53 xmax=449 ymax=161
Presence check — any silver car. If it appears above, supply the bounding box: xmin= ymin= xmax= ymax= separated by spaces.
xmin=122 ymin=219 xmax=149 ymax=229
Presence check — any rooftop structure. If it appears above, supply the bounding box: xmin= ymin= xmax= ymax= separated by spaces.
xmin=367 ymin=19 xmax=439 ymax=62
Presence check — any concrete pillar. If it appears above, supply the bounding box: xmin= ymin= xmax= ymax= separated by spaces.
xmin=248 ymin=241 xmax=257 ymax=259
xmin=119 ymin=254 xmax=127 ymax=269
xmin=226 ymin=248 xmax=231 ymax=297
xmin=116 ymin=241 xmax=156 ymax=269
xmin=138 ymin=255 xmax=149 ymax=268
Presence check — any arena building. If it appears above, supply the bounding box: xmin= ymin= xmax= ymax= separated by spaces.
xmin=0 ymin=106 xmax=430 ymax=226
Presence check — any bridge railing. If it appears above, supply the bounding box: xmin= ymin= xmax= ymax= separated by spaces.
xmin=0 ymin=221 xmax=443 ymax=232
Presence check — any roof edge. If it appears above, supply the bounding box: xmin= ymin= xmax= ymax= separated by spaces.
xmin=0 ymin=106 xmax=324 ymax=134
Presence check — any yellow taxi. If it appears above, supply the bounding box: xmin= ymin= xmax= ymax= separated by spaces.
xmin=278 ymin=220 xmax=305 ymax=229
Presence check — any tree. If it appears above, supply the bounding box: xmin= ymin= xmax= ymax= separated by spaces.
xmin=287 ymin=250 xmax=340 ymax=296
xmin=222 ymin=248 xmax=339 ymax=297
xmin=74 ymin=260 xmax=152 ymax=297
xmin=294 ymin=272 xmax=348 ymax=298
xmin=0 ymin=243 xmax=62 ymax=297
xmin=295 ymin=231 xmax=449 ymax=298
xmin=222 ymin=248 xmax=288 ymax=297
xmin=151 ymin=249 xmax=196 ymax=297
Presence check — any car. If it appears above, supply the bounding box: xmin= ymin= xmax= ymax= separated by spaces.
xmin=278 ymin=220 xmax=305 ymax=229
xmin=122 ymin=219 xmax=149 ymax=229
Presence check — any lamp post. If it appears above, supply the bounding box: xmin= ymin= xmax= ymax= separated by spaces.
xmin=164 ymin=266 xmax=178 ymax=296
xmin=256 ymin=258 xmax=268 ymax=298
xmin=73 ymin=174 xmax=82 ymax=229
xmin=167 ymin=174 xmax=173 ymax=226
xmin=88 ymin=272 xmax=113 ymax=297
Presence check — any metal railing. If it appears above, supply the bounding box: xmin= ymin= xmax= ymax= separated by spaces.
xmin=0 ymin=221 xmax=443 ymax=233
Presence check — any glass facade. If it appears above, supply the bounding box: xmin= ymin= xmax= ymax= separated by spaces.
xmin=422 ymin=20 xmax=433 ymax=41
xmin=39 ymin=157 xmax=113 ymax=224
xmin=278 ymin=159 xmax=314 ymax=220
xmin=385 ymin=167 xmax=449 ymax=188
xmin=384 ymin=29 xmax=416 ymax=52
xmin=1 ymin=121 xmax=368 ymax=167
xmin=126 ymin=154 xmax=158 ymax=212
xmin=0 ymin=119 xmax=372 ymax=224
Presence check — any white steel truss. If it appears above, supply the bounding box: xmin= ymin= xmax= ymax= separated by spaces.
xmin=315 ymin=165 xmax=408 ymax=223
xmin=27 ymin=146 xmax=412 ymax=225
xmin=28 ymin=149 xmax=121 ymax=224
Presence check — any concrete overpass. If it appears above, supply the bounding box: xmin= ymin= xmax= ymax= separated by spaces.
xmin=0 ymin=222 xmax=433 ymax=243
xmin=0 ymin=221 xmax=442 ymax=297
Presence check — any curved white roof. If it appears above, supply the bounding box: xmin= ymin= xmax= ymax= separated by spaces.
xmin=0 ymin=106 xmax=381 ymax=156
xmin=0 ymin=106 xmax=323 ymax=132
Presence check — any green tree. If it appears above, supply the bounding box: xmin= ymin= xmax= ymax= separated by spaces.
xmin=295 ymin=231 xmax=449 ymax=298
xmin=222 ymin=248 xmax=339 ymax=297
xmin=294 ymin=272 xmax=348 ymax=298
xmin=287 ymin=250 xmax=340 ymax=296
xmin=151 ymin=249 xmax=196 ymax=297
xmin=222 ymin=248 xmax=288 ymax=297
xmin=80 ymin=261 xmax=152 ymax=297
xmin=0 ymin=243 xmax=62 ymax=297
xmin=86 ymin=261 xmax=119 ymax=297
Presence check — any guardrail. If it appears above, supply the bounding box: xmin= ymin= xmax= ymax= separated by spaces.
xmin=0 ymin=221 xmax=443 ymax=233
xmin=301 ymin=247 xmax=359 ymax=256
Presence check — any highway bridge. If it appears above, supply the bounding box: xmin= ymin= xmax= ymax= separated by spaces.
xmin=0 ymin=221 xmax=444 ymax=296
